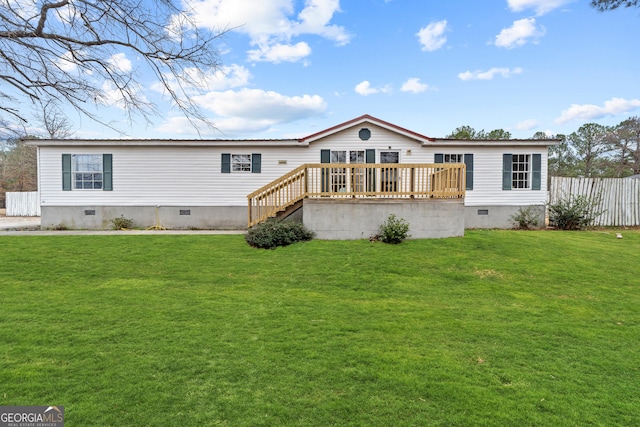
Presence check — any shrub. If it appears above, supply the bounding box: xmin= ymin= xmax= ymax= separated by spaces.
xmin=509 ymin=205 xmax=541 ymax=230
xmin=110 ymin=215 xmax=134 ymax=230
xmin=245 ymin=218 xmax=314 ymax=249
xmin=377 ymin=214 xmax=410 ymax=244
xmin=548 ymin=194 xmax=604 ymax=230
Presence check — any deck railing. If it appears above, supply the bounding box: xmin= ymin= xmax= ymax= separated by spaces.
xmin=248 ymin=163 xmax=465 ymax=227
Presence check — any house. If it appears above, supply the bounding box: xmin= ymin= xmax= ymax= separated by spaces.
xmin=26 ymin=115 xmax=559 ymax=238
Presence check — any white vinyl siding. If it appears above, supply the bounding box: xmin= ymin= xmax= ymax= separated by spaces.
xmin=35 ymin=122 xmax=551 ymax=209
xmin=39 ymin=146 xmax=307 ymax=207
xmin=463 ymin=148 xmax=548 ymax=206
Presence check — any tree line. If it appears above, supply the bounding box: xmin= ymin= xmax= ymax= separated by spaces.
xmin=447 ymin=116 xmax=640 ymax=178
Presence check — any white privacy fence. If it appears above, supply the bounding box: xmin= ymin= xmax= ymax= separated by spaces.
xmin=549 ymin=177 xmax=640 ymax=226
xmin=6 ymin=192 xmax=41 ymax=216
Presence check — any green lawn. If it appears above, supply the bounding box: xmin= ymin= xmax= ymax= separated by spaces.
xmin=1 ymin=230 xmax=639 ymax=426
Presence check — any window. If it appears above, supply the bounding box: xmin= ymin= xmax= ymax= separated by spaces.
xmin=502 ymin=153 xmax=541 ymax=190
xmin=73 ymin=154 xmax=103 ymax=189
xmin=443 ymin=154 xmax=463 ymax=163
xmin=232 ymin=154 xmax=252 ymax=172
xmin=358 ymin=128 xmax=371 ymax=141
xmin=328 ymin=151 xmax=367 ymax=193
xmin=511 ymin=154 xmax=530 ymax=189
xmin=434 ymin=153 xmax=474 ymax=190
xmin=62 ymin=154 xmax=112 ymax=191
xmin=221 ymin=153 xmax=261 ymax=173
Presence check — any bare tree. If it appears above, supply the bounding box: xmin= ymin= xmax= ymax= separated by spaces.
xmin=0 ymin=102 xmax=77 ymax=203
xmin=39 ymin=102 xmax=74 ymax=139
xmin=0 ymin=0 xmax=227 ymax=133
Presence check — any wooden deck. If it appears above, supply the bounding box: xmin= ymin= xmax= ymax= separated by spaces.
xmin=247 ymin=163 xmax=466 ymax=227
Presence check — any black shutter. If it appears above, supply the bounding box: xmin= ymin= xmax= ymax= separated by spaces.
xmin=251 ymin=153 xmax=261 ymax=173
xmin=320 ymin=149 xmax=330 ymax=163
xmin=320 ymin=150 xmax=330 ymax=193
xmin=502 ymin=154 xmax=512 ymax=190
xmin=62 ymin=154 xmax=72 ymax=191
xmin=221 ymin=153 xmax=231 ymax=173
xmin=464 ymin=154 xmax=473 ymax=190
xmin=532 ymin=153 xmax=541 ymax=190
xmin=366 ymin=149 xmax=376 ymax=192
xmin=103 ymin=154 xmax=113 ymax=191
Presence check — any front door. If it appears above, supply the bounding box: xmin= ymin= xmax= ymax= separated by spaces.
xmin=325 ymin=150 xmax=366 ymax=193
xmin=380 ymin=151 xmax=399 ymax=192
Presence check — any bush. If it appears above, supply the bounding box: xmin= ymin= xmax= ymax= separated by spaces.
xmin=509 ymin=205 xmax=541 ymax=230
xmin=245 ymin=218 xmax=314 ymax=249
xmin=110 ymin=215 xmax=134 ymax=230
xmin=377 ymin=214 xmax=410 ymax=244
xmin=548 ymin=194 xmax=604 ymax=230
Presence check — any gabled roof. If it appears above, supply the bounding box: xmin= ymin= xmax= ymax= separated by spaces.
xmin=298 ymin=114 xmax=436 ymax=144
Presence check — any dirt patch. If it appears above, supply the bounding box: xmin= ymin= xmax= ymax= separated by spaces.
xmin=473 ymin=268 xmax=504 ymax=279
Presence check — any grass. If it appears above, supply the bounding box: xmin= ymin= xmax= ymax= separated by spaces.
xmin=0 ymin=230 xmax=639 ymax=426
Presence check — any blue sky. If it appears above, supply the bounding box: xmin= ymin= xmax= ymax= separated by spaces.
xmin=63 ymin=0 xmax=640 ymax=139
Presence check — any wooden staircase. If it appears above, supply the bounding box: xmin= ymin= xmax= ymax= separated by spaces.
xmin=247 ymin=163 xmax=466 ymax=227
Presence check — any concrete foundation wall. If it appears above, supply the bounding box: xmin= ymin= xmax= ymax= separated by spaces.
xmin=40 ymin=202 xmax=545 ymax=233
xmin=302 ymin=198 xmax=465 ymax=240
xmin=464 ymin=205 xmax=545 ymax=229
xmin=41 ymin=206 xmax=247 ymax=230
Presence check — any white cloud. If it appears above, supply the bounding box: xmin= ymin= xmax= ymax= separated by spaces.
xmin=401 ymin=78 xmax=429 ymax=93
xmin=153 ymin=116 xmax=213 ymax=135
xmin=355 ymin=81 xmax=377 ymax=96
xmin=155 ymin=88 xmax=326 ymax=137
xmin=192 ymin=88 xmax=327 ymax=121
xmin=247 ymin=41 xmax=312 ymax=63
xmin=57 ymin=51 xmax=79 ymax=73
xmin=150 ymin=62 xmax=325 ymax=135
xmin=294 ymin=0 xmax=350 ymax=46
xmin=107 ymin=53 xmax=132 ymax=73
xmin=495 ymin=18 xmax=545 ymax=49
xmin=184 ymin=0 xmax=350 ymax=63
xmin=154 ymin=115 xmax=273 ymax=136
xmin=507 ymin=0 xmax=574 ymax=16
xmin=151 ymin=64 xmax=251 ymax=95
xmin=100 ymin=81 xmax=147 ymax=110
xmin=354 ymin=81 xmax=391 ymax=96
xmin=416 ymin=20 xmax=448 ymax=52
xmin=458 ymin=67 xmax=523 ymax=81
xmin=554 ymin=97 xmax=640 ymax=124
xmin=514 ymin=119 xmax=539 ymax=131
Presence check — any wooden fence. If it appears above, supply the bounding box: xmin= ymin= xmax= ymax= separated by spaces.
xmin=6 ymin=192 xmax=41 ymax=216
xmin=549 ymin=177 xmax=640 ymax=226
